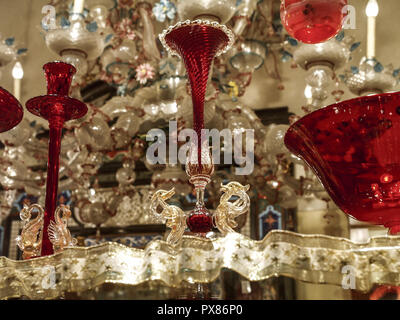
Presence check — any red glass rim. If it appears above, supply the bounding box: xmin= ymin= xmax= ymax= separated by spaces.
xmin=43 ymin=61 xmax=76 ymax=74
xmin=164 ymin=25 xmax=229 ymax=57
xmin=43 ymin=61 xmax=76 ymax=96
xmin=0 ymin=86 xmax=23 ymax=133
xmin=159 ymin=20 xmax=234 ymax=59
xmin=286 ymin=92 xmax=400 ymax=136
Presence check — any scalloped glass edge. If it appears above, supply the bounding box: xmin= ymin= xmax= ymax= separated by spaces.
xmin=1 ymin=230 xmax=400 ymax=299
xmin=158 ymin=19 xmax=235 ymax=58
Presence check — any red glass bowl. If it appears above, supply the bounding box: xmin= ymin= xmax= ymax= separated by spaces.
xmin=284 ymin=92 xmax=400 ymax=234
xmin=0 ymin=87 xmax=23 ymax=133
xmin=280 ymin=0 xmax=347 ymax=44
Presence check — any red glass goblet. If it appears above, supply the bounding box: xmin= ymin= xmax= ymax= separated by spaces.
xmin=26 ymin=62 xmax=87 ymax=256
xmin=285 ymin=92 xmax=400 ymax=235
xmin=280 ymin=0 xmax=347 ymax=44
xmin=0 ymin=87 xmax=23 ymax=133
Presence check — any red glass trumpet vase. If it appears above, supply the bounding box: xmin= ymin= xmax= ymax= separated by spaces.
xmin=285 ymin=92 xmax=400 ymax=235
xmin=0 ymin=87 xmax=23 ymax=133
xmin=280 ymin=0 xmax=347 ymax=44
xmin=162 ymin=21 xmax=230 ymax=163
xmin=26 ymin=62 xmax=87 ymax=256
xmin=160 ymin=21 xmax=232 ymax=234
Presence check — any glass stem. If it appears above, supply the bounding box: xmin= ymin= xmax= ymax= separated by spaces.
xmin=41 ymin=115 xmax=64 ymax=256
xmin=196 ymin=283 xmax=205 ymax=299
xmin=196 ymin=188 xmax=205 ymax=207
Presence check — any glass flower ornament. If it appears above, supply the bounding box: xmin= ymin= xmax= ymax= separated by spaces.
xmin=153 ymin=0 xmax=177 ymax=22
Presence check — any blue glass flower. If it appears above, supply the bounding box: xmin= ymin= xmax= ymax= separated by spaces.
xmin=86 ymin=21 xmax=98 ymax=32
xmin=350 ymin=66 xmax=359 ymax=75
xmin=350 ymin=42 xmax=361 ymax=52
xmin=374 ymin=62 xmax=384 ymax=73
xmin=60 ymin=16 xmax=71 ymax=28
xmin=105 ymin=34 xmax=113 ymax=43
xmin=335 ymin=30 xmax=345 ymax=41
xmin=17 ymin=48 xmax=28 ymax=55
xmin=152 ymin=0 xmax=176 ymax=22
xmin=5 ymin=37 xmax=14 ymax=46
xmin=280 ymin=50 xmax=293 ymax=62
xmin=287 ymin=37 xmax=298 ymax=47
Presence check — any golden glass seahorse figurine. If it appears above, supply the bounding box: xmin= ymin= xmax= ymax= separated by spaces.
xmin=16 ymin=204 xmax=44 ymax=259
xmin=150 ymin=188 xmax=187 ymax=246
xmin=48 ymin=204 xmax=77 ymax=253
xmin=214 ymin=182 xmax=250 ymax=234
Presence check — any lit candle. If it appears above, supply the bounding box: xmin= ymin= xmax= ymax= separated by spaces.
xmin=365 ymin=0 xmax=379 ymax=59
xmin=12 ymin=62 xmax=23 ymax=101
xmin=73 ymin=0 xmax=85 ymax=14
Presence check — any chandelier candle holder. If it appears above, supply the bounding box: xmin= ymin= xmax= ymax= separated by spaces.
xmin=19 ymin=62 xmax=87 ymax=258
xmin=292 ymin=31 xmax=360 ymax=111
xmin=175 ymin=0 xmax=237 ymax=24
xmin=342 ymin=57 xmax=398 ymax=96
xmin=44 ymin=7 xmax=106 ymax=86
xmin=153 ymin=20 xmax=249 ymax=243
xmin=229 ymin=39 xmax=268 ymax=73
xmin=285 ymin=91 xmax=400 ymax=235
xmin=342 ymin=0 xmax=399 ymax=96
